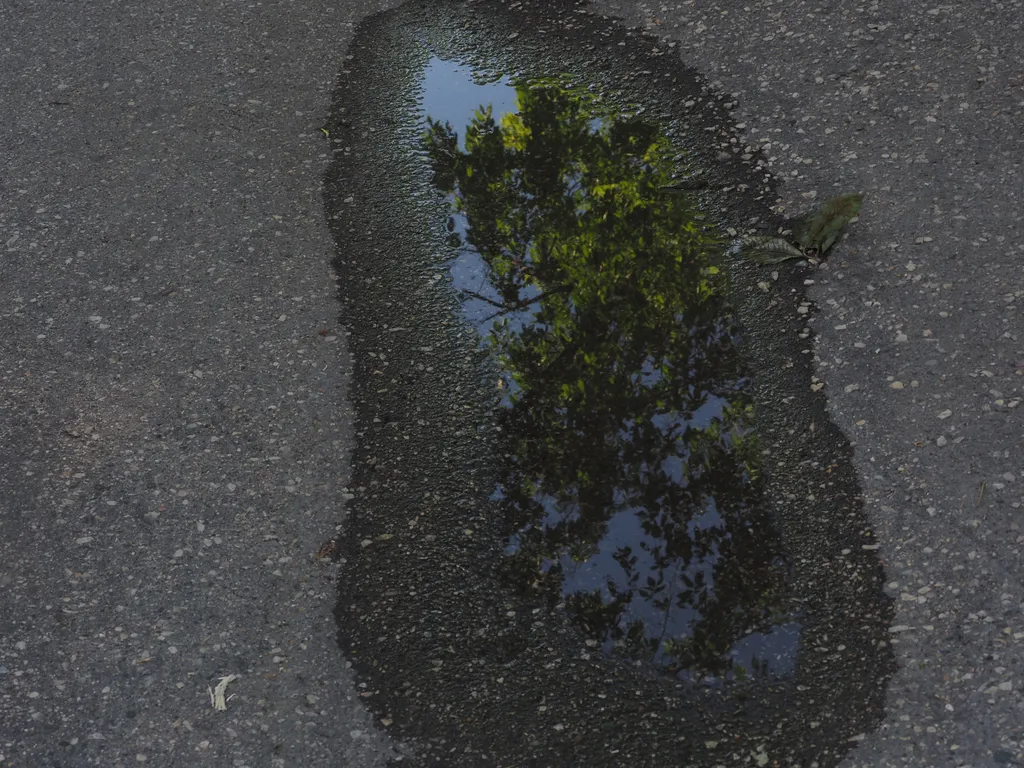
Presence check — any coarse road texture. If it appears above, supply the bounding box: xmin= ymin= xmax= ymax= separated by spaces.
xmin=1 ymin=2 xmax=1023 ymax=768
xmin=0 ymin=0 xmax=398 ymax=766
xmin=587 ymin=0 xmax=1024 ymax=765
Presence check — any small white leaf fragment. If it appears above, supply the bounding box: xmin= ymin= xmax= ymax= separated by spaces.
xmin=208 ymin=675 xmax=238 ymax=711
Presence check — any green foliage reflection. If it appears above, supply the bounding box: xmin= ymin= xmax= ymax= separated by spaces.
xmin=423 ymin=77 xmax=794 ymax=681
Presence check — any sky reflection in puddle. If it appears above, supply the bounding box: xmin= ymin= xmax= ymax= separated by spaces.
xmin=419 ymin=57 xmax=800 ymax=684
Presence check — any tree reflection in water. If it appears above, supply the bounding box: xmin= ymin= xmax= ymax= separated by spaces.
xmin=421 ymin=63 xmax=799 ymax=683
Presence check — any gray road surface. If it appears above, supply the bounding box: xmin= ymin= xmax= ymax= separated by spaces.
xmin=588 ymin=0 xmax=1024 ymax=764
xmin=0 ymin=1 xmax=397 ymax=765
xmin=2 ymin=0 xmax=1023 ymax=766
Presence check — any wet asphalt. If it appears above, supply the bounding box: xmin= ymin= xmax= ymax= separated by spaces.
xmin=1 ymin=1 xmax=1023 ymax=768
xmin=326 ymin=2 xmax=896 ymax=765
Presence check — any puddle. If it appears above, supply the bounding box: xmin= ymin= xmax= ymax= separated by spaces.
xmin=419 ymin=58 xmax=800 ymax=683
xmin=323 ymin=1 xmax=896 ymax=764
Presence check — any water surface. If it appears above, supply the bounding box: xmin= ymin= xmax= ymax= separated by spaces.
xmin=420 ymin=58 xmax=801 ymax=683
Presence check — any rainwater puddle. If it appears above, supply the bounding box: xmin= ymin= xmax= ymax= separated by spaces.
xmin=419 ymin=57 xmax=801 ymax=684
xmin=325 ymin=4 xmax=895 ymax=762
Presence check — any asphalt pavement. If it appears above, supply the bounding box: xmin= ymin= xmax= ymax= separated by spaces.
xmin=0 ymin=1 xmax=397 ymax=765
xmin=587 ymin=0 xmax=1024 ymax=764
xmin=2 ymin=0 xmax=1024 ymax=766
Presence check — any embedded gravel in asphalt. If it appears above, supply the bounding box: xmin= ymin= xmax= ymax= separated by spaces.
xmin=588 ymin=0 xmax=1024 ymax=764
xmin=0 ymin=1 xmax=398 ymax=765
xmin=4 ymin=0 xmax=1024 ymax=766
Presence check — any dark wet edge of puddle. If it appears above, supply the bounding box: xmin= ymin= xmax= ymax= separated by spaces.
xmin=322 ymin=1 xmax=897 ymax=765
